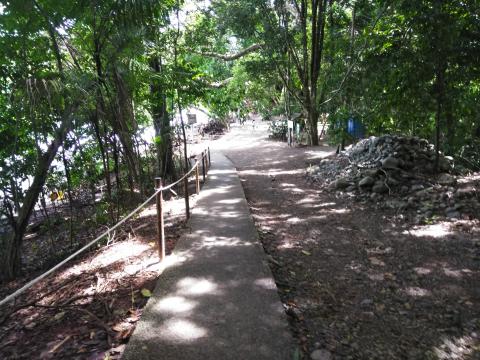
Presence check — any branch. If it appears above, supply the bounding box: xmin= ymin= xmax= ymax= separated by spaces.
xmin=195 ymin=44 xmax=263 ymax=61
xmin=209 ymin=77 xmax=233 ymax=88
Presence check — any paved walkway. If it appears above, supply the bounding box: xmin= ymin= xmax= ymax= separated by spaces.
xmin=123 ymin=152 xmax=294 ymax=359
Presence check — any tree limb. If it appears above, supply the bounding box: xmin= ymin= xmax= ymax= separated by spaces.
xmin=195 ymin=43 xmax=262 ymax=61
xmin=208 ymin=77 xmax=233 ymax=88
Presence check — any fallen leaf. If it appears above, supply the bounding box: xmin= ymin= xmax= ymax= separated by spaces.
xmin=54 ymin=312 xmax=65 ymax=321
xmin=141 ymin=288 xmax=152 ymax=298
xmin=301 ymin=250 xmax=311 ymax=256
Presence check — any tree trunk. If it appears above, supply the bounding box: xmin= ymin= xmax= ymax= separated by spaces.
xmin=307 ymin=107 xmax=320 ymax=146
xmin=150 ymin=56 xmax=175 ymax=179
xmin=1 ymin=108 xmax=76 ymax=280
xmin=62 ymin=147 xmax=75 ymax=248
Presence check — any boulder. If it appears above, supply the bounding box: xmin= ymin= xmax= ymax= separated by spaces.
xmin=333 ymin=178 xmax=350 ymax=189
xmin=381 ymin=156 xmax=400 ymax=169
xmin=372 ymin=181 xmax=389 ymax=194
xmin=359 ymin=176 xmax=375 ymax=187
xmin=437 ymin=173 xmax=456 ymax=186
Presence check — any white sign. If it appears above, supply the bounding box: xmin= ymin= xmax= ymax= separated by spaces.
xmin=288 ymin=120 xmax=294 ymax=129
xmin=187 ymin=114 xmax=197 ymax=125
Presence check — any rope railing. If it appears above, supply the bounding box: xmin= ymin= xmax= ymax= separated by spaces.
xmin=0 ymin=147 xmax=211 ymax=307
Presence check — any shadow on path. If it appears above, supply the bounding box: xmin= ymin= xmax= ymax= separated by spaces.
xmin=122 ymin=151 xmax=294 ymax=360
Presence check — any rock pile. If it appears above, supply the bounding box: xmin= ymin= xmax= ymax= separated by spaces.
xmin=201 ymin=120 xmax=226 ymax=136
xmin=307 ymin=135 xmax=479 ymax=222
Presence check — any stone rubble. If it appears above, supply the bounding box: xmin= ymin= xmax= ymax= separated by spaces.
xmin=307 ymin=135 xmax=479 ymax=223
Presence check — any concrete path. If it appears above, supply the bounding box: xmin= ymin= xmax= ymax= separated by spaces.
xmin=123 ymin=152 xmax=294 ymax=360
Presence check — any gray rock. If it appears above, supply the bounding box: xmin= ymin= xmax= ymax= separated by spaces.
xmin=381 ymin=156 xmax=400 ymax=169
xmin=438 ymin=158 xmax=451 ymax=172
xmin=386 ymin=177 xmax=401 ymax=186
xmin=311 ymin=349 xmax=332 ymax=360
xmin=411 ymin=184 xmax=424 ymax=192
xmin=360 ymin=298 xmax=373 ymax=307
xmin=455 ymin=186 xmax=476 ymax=198
xmin=446 ymin=209 xmax=461 ymax=219
xmin=364 ymin=169 xmax=379 ymax=177
xmin=372 ymin=181 xmax=389 ymax=194
xmin=437 ymin=173 xmax=456 ymax=186
xmin=359 ymin=176 xmax=375 ymax=187
xmin=333 ymin=178 xmax=350 ymax=189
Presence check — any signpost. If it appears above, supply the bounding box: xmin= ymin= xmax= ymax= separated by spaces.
xmin=287 ymin=120 xmax=294 ymax=147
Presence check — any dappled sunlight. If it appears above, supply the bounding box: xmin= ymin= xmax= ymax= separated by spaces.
xmin=304 ymin=148 xmax=335 ymax=161
xmin=323 ymin=208 xmax=350 ymax=214
xmin=411 ymin=262 xmax=476 ymax=281
xmin=253 ymin=213 xmax=290 ymax=221
xmin=138 ymin=206 xmax=157 ymax=218
xmin=208 ymin=122 xmax=480 ymax=360
xmin=200 ymin=236 xmax=253 ymax=248
xmin=89 ymin=241 xmax=150 ymax=269
xmin=282 ymin=187 xmax=305 ymax=193
xmin=238 ymin=168 xmax=304 ymax=176
xmin=199 ymin=185 xmax=233 ymax=197
xmin=155 ymin=296 xmax=197 ymax=314
xmin=277 ymin=242 xmax=297 ymax=250
xmin=443 ymin=267 xmax=473 ymax=279
xmin=160 ymin=319 xmax=208 ymax=341
xmin=404 ymin=286 xmax=432 ymax=297
xmin=279 ymin=183 xmax=297 ymax=188
xmin=208 ymin=168 xmax=237 ymax=175
xmin=59 ymin=240 xmax=151 ymax=280
xmin=404 ymin=223 xmax=454 ymax=239
xmin=176 ymin=277 xmax=220 ymax=296
xmin=367 ymin=271 xmax=385 ymax=281
xmin=414 ymin=266 xmax=432 ymax=275
xmin=433 ymin=333 xmax=478 ymax=359
xmin=217 ymin=198 xmax=243 ymax=204
xmin=254 ymin=278 xmax=277 ymax=290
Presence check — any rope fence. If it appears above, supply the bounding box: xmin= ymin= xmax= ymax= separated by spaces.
xmin=0 ymin=147 xmax=211 ymax=307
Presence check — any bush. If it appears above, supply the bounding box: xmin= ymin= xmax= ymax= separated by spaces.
xmin=456 ymin=139 xmax=480 ymax=171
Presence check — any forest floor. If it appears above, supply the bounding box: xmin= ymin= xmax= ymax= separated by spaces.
xmin=220 ymin=122 xmax=480 ymax=360
xmin=0 ymin=171 xmax=205 ymax=359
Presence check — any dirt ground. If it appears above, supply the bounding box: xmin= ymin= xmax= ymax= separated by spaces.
xmin=220 ymin=123 xmax=480 ymax=360
xmin=0 ymin=187 xmax=203 ymax=359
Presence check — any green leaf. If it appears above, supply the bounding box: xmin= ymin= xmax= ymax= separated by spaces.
xmin=141 ymin=288 xmax=152 ymax=298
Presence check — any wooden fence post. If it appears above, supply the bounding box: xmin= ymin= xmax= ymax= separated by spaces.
xmin=184 ymin=174 xmax=190 ymax=219
xmin=208 ymin=147 xmax=211 ymax=168
xmin=155 ymin=177 xmax=165 ymax=261
xmin=202 ymin=152 xmax=206 ymax=182
xmin=195 ymin=162 xmax=200 ymax=194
